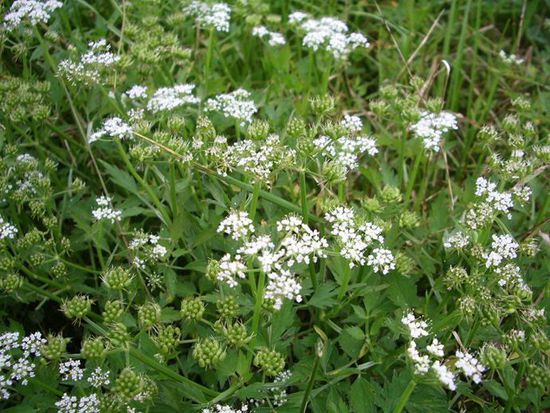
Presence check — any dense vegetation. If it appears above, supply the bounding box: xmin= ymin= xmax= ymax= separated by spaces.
xmin=0 ymin=0 xmax=549 ymax=412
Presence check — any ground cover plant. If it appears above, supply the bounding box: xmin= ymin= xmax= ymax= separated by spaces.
xmin=0 ymin=0 xmax=549 ymax=411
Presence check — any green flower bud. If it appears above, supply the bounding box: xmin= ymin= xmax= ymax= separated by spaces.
xmin=108 ymin=323 xmax=131 ymax=348
xmin=502 ymin=329 xmax=525 ymax=351
xmin=370 ymin=99 xmax=390 ymax=117
xmin=62 ymin=295 xmax=92 ymax=320
xmin=81 ymin=337 xmax=106 ymax=360
xmin=478 ymin=125 xmax=499 ymax=143
xmin=112 ymin=368 xmax=143 ymax=402
xmin=444 ymin=266 xmax=468 ymax=290
xmin=247 ymin=120 xmax=270 ymax=141
xmin=287 ymin=117 xmax=307 ymax=139
xmin=520 ymin=238 xmax=539 ymax=257
xmin=222 ymin=322 xmax=250 ymax=348
xmin=205 ymin=259 xmax=220 ymax=283
xmin=196 ymin=115 xmax=216 ymax=142
xmin=480 ymin=343 xmax=507 ymax=370
xmin=102 ymin=300 xmax=124 ymax=323
xmin=527 ymin=365 xmax=550 ymax=392
xmin=426 ymin=97 xmax=444 ymax=113
xmin=138 ymin=302 xmax=161 ymax=329
xmin=379 ymin=85 xmax=398 ymax=100
xmin=380 ymin=185 xmax=402 ymax=204
xmin=309 ymin=95 xmax=335 ymax=117
xmin=41 ymin=334 xmax=70 ymax=362
xmin=167 ymin=115 xmax=186 ymax=133
xmin=181 ymin=297 xmax=205 ymax=321
xmin=458 ymin=296 xmax=476 ymax=318
xmin=396 ymin=253 xmax=415 ymax=275
xmin=399 ymin=210 xmax=419 ymax=229
xmin=362 ymin=196 xmax=382 ymax=213
xmin=102 ymin=267 xmax=133 ymax=290
xmin=254 ymin=348 xmax=285 ymax=377
xmin=192 ymin=338 xmax=225 ymax=368
xmin=51 ymin=262 xmax=68 ymax=278
xmin=152 ymin=325 xmax=181 ymax=355
xmin=0 ymin=273 xmax=24 ymax=293
xmin=216 ymin=296 xmax=239 ymax=320
xmin=530 ymin=331 xmax=550 ymax=352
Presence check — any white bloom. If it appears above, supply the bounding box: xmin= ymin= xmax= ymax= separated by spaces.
xmin=218 ymin=254 xmax=247 ymax=287
xmin=55 ymin=393 xmax=101 ymax=413
xmin=427 ymin=338 xmax=444 ymax=358
xmin=92 ymin=195 xmax=122 ymax=223
xmin=407 ymin=341 xmax=430 ymax=374
xmin=455 ymin=350 xmax=485 ymax=384
xmin=264 ymin=269 xmax=302 ymax=310
xmin=206 ymin=89 xmax=257 ymax=125
xmin=0 ymin=375 xmax=12 ymax=399
xmin=0 ymin=332 xmax=20 ymax=352
xmin=21 ymin=332 xmax=46 ymax=357
xmin=293 ymin=15 xmax=369 ymax=59
xmin=147 ymin=84 xmax=199 ymax=113
xmin=87 ymin=367 xmax=110 ymax=388
xmin=432 ymin=360 xmax=456 ymax=391
xmin=484 ymin=234 xmax=519 ymax=268
xmin=3 ymin=0 xmax=62 ymax=30
xmin=366 ymin=248 xmax=395 ymax=274
xmin=410 ymin=111 xmax=458 ymax=152
xmin=59 ymin=359 xmax=84 ymax=382
xmin=58 ymin=40 xmax=120 ymax=85
xmin=443 ymin=231 xmax=470 ymax=250
xmin=217 ymin=211 xmax=255 ymax=240
xmin=0 ymin=216 xmax=18 ymax=240
xmin=499 ymin=50 xmax=524 ymax=65
xmin=252 ymin=26 xmax=286 ymax=46
xmin=10 ymin=357 xmax=35 ymax=385
xmin=340 ymin=114 xmax=363 ymax=133
xmin=125 ymin=85 xmax=148 ymax=100
xmin=401 ymin=312 xmax=429 ymax=339
xmin=89 ymin=117 xmax=133 ymax=143
xmin=184 ymin=1 xmax=231 ymax=32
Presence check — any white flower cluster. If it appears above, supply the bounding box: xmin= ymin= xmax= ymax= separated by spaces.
xmin=129 ymin=232 xmax=168 ymax=269
xmin=206 ymin=89 xmax=257 ymax=125
xmin=0 ymin=331 xmax=45 ymax=400
xmin=125 ymin=85 xmax=148 ymax=100
xmin=401 ymin=312 xmax=486 ymax=391
xmin=410 ymin=111 xmax=458 ymax=152
xmin=59 ymin=359 xmax=84 ymax=382
xmin=314 ymin=116 xmax=377 ymax=172
xmin=58 ymin=40 xmax=120 ymax=85
xmin=55 ymin=393 xmax=101 ymax=413
xmin=184 ymin=1 xmax=231 ymax=32
xmin=483 ymin=234 xmax=519 ymax=269
xmin=88 ymin=117 xmax=133 ymax=144
xmin=146 ymin=84 xmax=199 ymax=113
xmin=222 ymin=134 xmax=293 ymax=182
xmin=216 ymin=213 xmax=327 ymax=309
xmin=289 ymin=12 xmax=369 ymax=59
xmin=0 ymin=216 xmax=18 ymax=241
xmin=443 ymin=231 xmax=470 ymax=250
xmin=252 ymin=26 xmax=286 ymax=46
xmin=3 ymin=0 xmax=62 ymax=30
xmin=87 ymin=366 xmax=110 ymax=388
xmin=91 ymin=195 xmax=122 ymax=223
xmin=455 ymin=351 xmax=486 ymax=384
xmin=217 ymin=211 xmax=255 ymax=241
xmin=499 ymin=50 xmax=524 ymax=65
xmin=201 ymin=403 xmax=249 ymax=413
xmin=325 ymin=206 xmax=394 ymax=272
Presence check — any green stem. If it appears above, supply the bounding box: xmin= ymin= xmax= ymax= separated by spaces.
xmin=393 ymin=379 xmax=417 ymax=413
xmin=300 ymin=354 xmax=320 ymax=413
xmin=248 ymin=181 xmax=261 ymax=221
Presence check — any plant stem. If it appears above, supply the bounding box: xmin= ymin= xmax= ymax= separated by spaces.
xmin=393 ymin=378 xmax=417 ymax=413
xmin=300 ymin=354 xmax=320 ymax=413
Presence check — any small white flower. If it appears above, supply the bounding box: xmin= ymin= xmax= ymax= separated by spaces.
xmin=87 ymin=367 xmax=110 ymax=388
xmin=427 ymin=338 xmax=444 ymax=357
xmin=401 ymin=312 xmax=429 ymax=339
xmin=147 ymin=84 xmax=199 ymax=113
xmin=455 ymin=350 xmax=485 ymax=384
xmin=366 ymin=248 xmax=395 ymax=274
xmin=206 ymin=89 xmax=257 ymax=125
xmin=125 ymin=85 xmax=148 ymax=100
xmin=3 ymin=0 xmax=62 ymax=30
xmin=21 ymin=332 xmax=46 ymax=357
xmin=10 ymin=357 xmax=35 ymax=385
xmin=92 ymin=195 xmax=122 ymax=223
xmin=0 ymin=217 xmax=18 ymax=241
xmin=184 ymin=1 xmax=231 ymax=32
xmin=89 ymin=117 xmax=133 ymax=143
xmin=499 ymin=50 xmax=524 ymax=65
xmin=407 ymin=341 xmax=430 ymax=374
xmin=59 ymin=359 xmax=84 ymax=382
xmin=432 ymin=360 xmax=456 ymax=391
xmin=217 ymin=211 xmax=255 ymax=240
xmin=410 ymin=111 xmax=458 ymax=152
xmin=252 ymin=26 xmax=286 ymax=46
